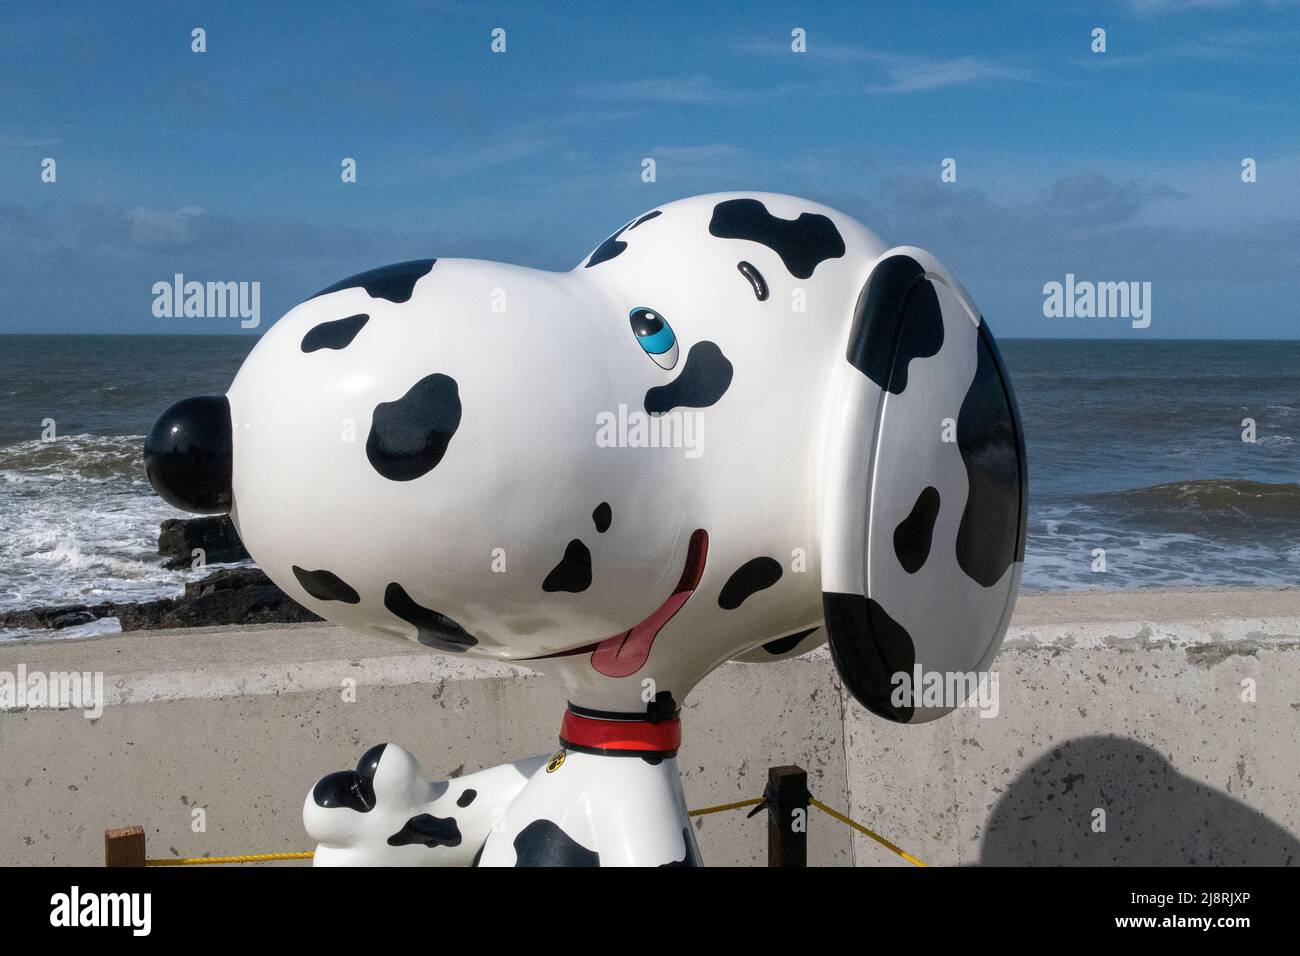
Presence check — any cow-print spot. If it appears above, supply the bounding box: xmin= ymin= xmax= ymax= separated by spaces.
xmin=456 ymin=789 xmax=477 ymax=808
xmin=310 ymin=259 xmax=436 ymax=303
xmin=762 ymin=626 xmax=819 ymax=656
xmin=644 ymin=341 xmax=733 ymax=415
xmin=894 ymin=486 xmax=941 ymax=575
xmin=708 ymin=198 xmax=845 ymax=279
xmin=542 ymin=539 xmax=592 ymax=593
xmin=846 ymin=254 xmax=945 ymax=394
xmin=629 ymin=210 xmax=661 ymax=230
xmin=955 ymin=326 xmax=1025 ymax=587
xmin=366 ymin=373 xmax=462 ymax=481
xmin=384 ymin=583 xmax=478 ymax=653
xmin=387 ymin=813 xmax=463 ymax=848
xmin=718 ymin=556 xmax=783 ymax=610
xmin=292 ymin=565 xmax=361 ymax=604
xmin=311 ymin=743 xmax=385 ymax=812
xmin=301 ymin=313 xmax=370 ymax=353
xmin=512 ymin=819 xmax=600 ymax=867
xmin=584 ymin=210 xmax=661 ymax=268
xmin=659 ymin=827 xmax=701 ymax=867
xmin=736 ymin=260 xmax=769 ymax=301
xmin=592 ymin=502 xmax=612 ymax=533
xmin=822 ymin=593 xmax=915 ymax=723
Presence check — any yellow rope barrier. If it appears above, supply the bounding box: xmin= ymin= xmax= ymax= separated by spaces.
xmin=687 ymin=797 xmax=763 ymax=816
xmin=138 ymin=795 xmax=925 ymax=867
xmin=146 ymin=851 xmax=314 ymax=866
xmin=809 ymin=797 xmax=927 ymax=867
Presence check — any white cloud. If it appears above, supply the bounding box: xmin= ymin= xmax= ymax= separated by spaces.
xmin=731 ymin=41 xmax=1030 ymax=94
xmin=860 ymin=53 xmax=1030 ymax=93
xmin=582 ymin=75 xmax=765 ymax=105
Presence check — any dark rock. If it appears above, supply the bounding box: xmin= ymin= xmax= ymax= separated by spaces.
xmin=49 ymin=610 xmax=99 ymax=629
xmin=0 ymin=603 xmax=118 ymax=630
xmin=0 ymin=568 xmax=320 ymax=633
xmin=158 ymin=515 xmax=250 ymax=570
xmin=115 ymin=568 xmax=321 ymax=631
xmin=182 ymin=566 xmax=274 ymax=598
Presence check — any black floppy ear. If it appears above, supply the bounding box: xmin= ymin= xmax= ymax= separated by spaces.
xmin=819 ymin=247 xmax=1027 ymax=723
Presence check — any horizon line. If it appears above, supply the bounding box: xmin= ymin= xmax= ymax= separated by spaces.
xmin=2 ymin=332 xmax=1298 ymax=344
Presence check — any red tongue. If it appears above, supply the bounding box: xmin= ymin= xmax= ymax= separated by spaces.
xmin=590 ymin=529 xmax=708 ymax=678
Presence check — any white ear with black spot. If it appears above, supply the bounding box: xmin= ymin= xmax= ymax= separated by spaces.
xmin=820 ymin=246 xmax=1027 ymax=724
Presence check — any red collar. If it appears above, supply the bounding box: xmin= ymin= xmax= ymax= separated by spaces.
xmin=559 ymin=708 xmax=681 ymax=757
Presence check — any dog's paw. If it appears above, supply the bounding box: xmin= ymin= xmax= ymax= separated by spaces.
xmin=304 ymin=743 xmax=467 ymax=866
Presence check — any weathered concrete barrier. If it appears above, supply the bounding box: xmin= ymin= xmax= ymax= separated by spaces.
xmin=1 ymin=588 xmax=1296 ymax=866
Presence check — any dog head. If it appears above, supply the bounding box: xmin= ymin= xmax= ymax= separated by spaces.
xmin=146 ymin=192 xmax=1026 ymax=719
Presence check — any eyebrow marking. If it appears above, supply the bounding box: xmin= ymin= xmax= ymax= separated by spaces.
xmin=736 ymin=261 xmax=768 ymax=301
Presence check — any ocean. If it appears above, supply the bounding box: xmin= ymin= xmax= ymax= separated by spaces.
xmin=1 ymin=335 xmax=1297 ymax=640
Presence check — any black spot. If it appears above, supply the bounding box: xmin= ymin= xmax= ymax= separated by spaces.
xmin=644 ymin=341 xmax=733 ymax=415
xmin=300 ymin=313 xmax=369 ymax=353
xmin=311 ymin=259 xmax=436 ymax=303
xmin=629 ymin=210 xmax=661 ymax=230
xmin=586 ymin=223 xmax=632 ymax=268
xmin=762 ymin=626 xmax=819 ymax=656
xmin=384 ymin=583 xmax=478 ymax=652
xmin=846 ymin=254 xmax=945 ymax=394
xmin=512 ymin=819 xmax=600 ymax=867
xmin=312 ymin=771 xmax=370 ymax=812
xmin=592 ymin=502 xmax=612 ymax=533
xmin=542 ymin=539 xmax=592 ymax=593
xmin=894 ymin=487 xmax=941 ymax=574
xmin=736 ymin=260 xmax=769 ymax=301
xmin=311 ymin=743 xmax=385 ymax=812
xmin=355 ymin=743 xmax=386 ymax=782
xmin=822 ymin=593 xmax=915 ymax=722
xmin=584 ymin=211 xmax=660 ymax=268
xmin=366 ymin=373 xmax=462 ymax=481
xmin=955 ymin=324 xmax=1027 ymax=587
xmin=292 ymin=566 xmax=360 ymax=604
xmin=641 ymin=754 xmax=664 ymax=766
xmin=387 ymin=813 xmax=462 ymax=848
xmin=659 ymin=827 xmax=702 ymax=867
xmin=456 ymin=789 xmax=477 ymax=808
xmin=708 ymin=198 xmax=845 ymax=279
xmin=718 ymin=557 xmax=782 ymax=610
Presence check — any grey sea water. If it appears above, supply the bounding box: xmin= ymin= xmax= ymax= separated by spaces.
xmin=1 ymin=334 xmax=1297 ymax=639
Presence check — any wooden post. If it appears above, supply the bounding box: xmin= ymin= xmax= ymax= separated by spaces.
xmin=105 ymin=825 xmax=146 ymax=867
xmin=766 ymin=765 xmax=808 ymax=867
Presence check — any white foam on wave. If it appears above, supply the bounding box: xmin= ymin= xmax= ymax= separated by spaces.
xmin=0 ymin=434 xmax=205 ymax=615
xmin=0 ymin=616 xmax=123 ymax=643
xmin=1023 ymin=502 xmax=1300 ymax=590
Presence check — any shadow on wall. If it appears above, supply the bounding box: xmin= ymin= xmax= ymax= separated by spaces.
xmin=980 ymin=735 xmax=1299 ymax=866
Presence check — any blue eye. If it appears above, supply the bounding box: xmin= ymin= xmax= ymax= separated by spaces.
xmin=629 ymin=307 xmax=679 ymax=370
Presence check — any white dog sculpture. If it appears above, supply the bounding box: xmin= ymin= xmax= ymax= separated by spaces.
xmin=145 ymin=192 xmax=1027 ymax=866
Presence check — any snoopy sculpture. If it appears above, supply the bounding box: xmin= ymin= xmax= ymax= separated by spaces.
xmin=145 ymin=192 xmax=1027 ymax=866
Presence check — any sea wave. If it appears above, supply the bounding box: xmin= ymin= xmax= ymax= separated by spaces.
xmin=1087 ymin=479 xmax=1300 ymax=526
xmin=0 ymin=433 xmax=203 ymax=617
xmin=1022 ymin=478 xmax=1300 ymax=590
xmin=0 ymin=433 xmax=146 ymax=484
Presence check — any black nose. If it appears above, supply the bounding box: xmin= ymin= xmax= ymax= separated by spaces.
xmin=144 ymin=396 xmax=233 ymax=514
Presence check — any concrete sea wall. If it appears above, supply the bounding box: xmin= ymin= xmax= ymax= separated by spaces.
xmin=1 ymin=588 xmax=1296 ymax=866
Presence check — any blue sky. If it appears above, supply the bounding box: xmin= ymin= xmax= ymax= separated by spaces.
xmin=1 ymin=0 xmax=1297 ymax=337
